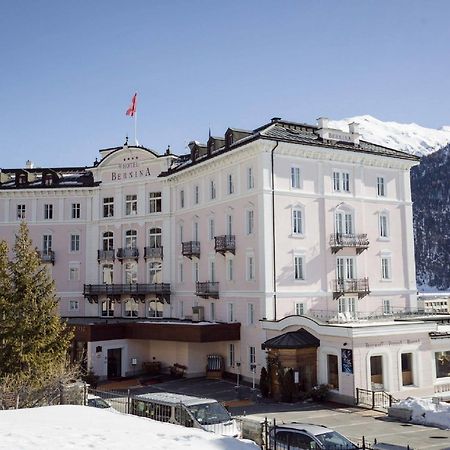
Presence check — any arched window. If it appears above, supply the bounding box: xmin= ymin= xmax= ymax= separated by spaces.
xmin=149 ymin=228 xmax=162 ymax=248
xmin=102 ymin=231 xmax=114 ymax=251
xmin=148 ymin=261 xmax=162 ymax=283
xmin=335 ymin=205 xmax=354 ymax=236
xmin=148 ymin=299 xmax=163 ymax=318
xmin=125 ymin=230 xmax=137 ymax=248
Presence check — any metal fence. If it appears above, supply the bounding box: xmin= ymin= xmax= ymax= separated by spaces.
xmin=356 ymin=388 xmax=397 ymax=412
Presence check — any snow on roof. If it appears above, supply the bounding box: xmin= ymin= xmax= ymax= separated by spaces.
xmin=135 ymin=392 xmax=217 ymax=406
xmin=0 ymin=405 xmax=257 ymax=450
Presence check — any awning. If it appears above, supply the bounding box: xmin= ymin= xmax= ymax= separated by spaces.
xmin=262 ymin=328 xmax=320 ymax=350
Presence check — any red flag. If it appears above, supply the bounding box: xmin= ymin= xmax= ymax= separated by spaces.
xmin=126 ymin=93 xmax=137 ymax=117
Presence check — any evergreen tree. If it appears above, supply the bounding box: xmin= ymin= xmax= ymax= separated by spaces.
xmin=259 ymin=366 xmax=270 ymax=398
xmin=0 ymin=222 xmax=72 ymax=387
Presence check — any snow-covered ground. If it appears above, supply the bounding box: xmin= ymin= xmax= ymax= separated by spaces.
xmin=329 ymin=115 xmax=450 ymax=156
xmin=0 ymin=405 xmax=258 ymax=450
xmin=392 ymin=397 xmax=450 ymax=429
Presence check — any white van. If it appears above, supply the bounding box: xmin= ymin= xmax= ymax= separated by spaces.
xmin=131 ymin=392 xmax=240 ymax=437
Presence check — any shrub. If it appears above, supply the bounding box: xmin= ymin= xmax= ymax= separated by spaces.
xmin=310 ymin=384 xmax=330 ymax=402
xmin=259 ymin=367 xmax=270 ymax=398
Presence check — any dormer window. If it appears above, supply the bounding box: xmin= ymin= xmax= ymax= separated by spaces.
xmin=226 ymin=132 xmax=233 ymax=147
xmin=18 ymin=174 xmax=27 ymax=185
xmin=44 ymin=174 xmax=53 ymax=186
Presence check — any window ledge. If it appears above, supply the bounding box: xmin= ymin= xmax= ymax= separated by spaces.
xmin=290 ymin=233 xmax=305 ymax=239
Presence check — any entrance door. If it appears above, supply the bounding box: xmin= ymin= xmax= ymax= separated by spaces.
xmin=370 ymin=355 xmax=383 ymax=390
xmin=107 ymin=348 xmax=122 ymax=379
xmin=327 ymin=354 xmax=339 ymax=389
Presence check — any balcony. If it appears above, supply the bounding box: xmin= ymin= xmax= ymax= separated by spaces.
xmin=144 ymin=246 xmax=163 ymax=260
xmin=182 ymin=241 xmax=200 ymax=259
xmin=214 ymin=235 xmax=236 ymax=255
xmin=97 ymin=249 xmax=115 ymax=262
xmin=38 ymin=249 xmax=55 ymax=264
xmin=332 ymin=278 xmax=370 ymax=300
xmin=330 ymin=233 xmax=369 ymax=254
xmin=117 ymin=247 xmax=139 ymax=261
xmin=195 ymin=281 xmax=219 ymax=299
xmin=83 ymin=283 xmax=171 ymax=303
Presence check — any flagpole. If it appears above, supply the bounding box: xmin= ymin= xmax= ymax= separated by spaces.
xmin=134 ymin=109 xmax=138 ymax=146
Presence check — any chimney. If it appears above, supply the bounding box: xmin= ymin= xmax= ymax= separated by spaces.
xmin=25 ymin=160 xmax=34 ymax=169
xmin=271 ymin=117 xmax=281 ymax=123
xmin=349 ymin=122 xmax=359 ymax=134
xmin=317 ymin=117 xmax=329 ymax=129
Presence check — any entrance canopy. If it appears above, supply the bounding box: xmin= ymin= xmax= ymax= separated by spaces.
xmin=262 ymin=328 xmax=320 ymax=350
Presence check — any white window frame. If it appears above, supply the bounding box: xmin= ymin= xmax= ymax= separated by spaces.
xmin=102 ymin=231 xmax=114 ymax=251
xmin=295 ymin=302 xmax=305 ymax=316
xmin=193 ymin=261 xmax=199 ymax=282
xmin=100 ymin=299 xmax=114 ymax=317
xmin=291 ymin=166 xmax=301 ymax=189
xmin=247 ymin=167 xmax=254 ymax=190
xmin=103 ymin=197 xmax=114 ymax=218
xmin=178 ymin=261 xmax=184 ymax=283
xmin=226 ymin=258 xmax=234 ymax=281
xmin=381 ymin=255 xmax=392 ymax=280
xmin=227 ymin=174 xmax=234 ymax=195
xmin=294 ymin=254 xmax=305 ymax=281
xmin=246 ymin=254 xmax=255 ymax=281
xmin=102 ymin=264 xmax=114 ymax=284
xmin=379 ymin=213 xmax=390 ymax=239
xmin=125 ymin=229 xmax=137 ymax=249
xmin=149 ymin=192 xmax=162 ymax=213
xmin=210 ymin=302 xmax=216 ymax=322
xmin=248 ymin=303 xmax=255 ymax=325
xmin=148 ymin=261 xmax=162 ymax=283
xmin=194 ymin=185 xmax=200 ymax=205
xmin=69 ymin=264 xmax=80 ymax=281
xmin=208 ymin=217 xmax=215 ymax=241
xmin=69 ymin=300 xmax=79 ymax=311
xmin=125 ymin=194 xmax=138 ymax=216
xmin=147 ymin=299 xmax=163 ymax=318
xmin=249 ymin=346 xmax=256 ymax=370
xmin=228 ymin=343 xmax=235 ymax=367
xmin=123 ymin=299 xmax=139 ymax=318
xmin=42 ymin=234 xmax=53 ymax=253
xmin=246 ymin=209 xmax=254 ymax=235
xmin=70 ymin=234 xmax=80 ymax=252
xmin=210 ymin=180 xmax=216 ymax=200
xmin=383 ymin=299 xmax=392 ymax=315
xmin=124 ymin=262 xmax=138 ymax=284
xmin=338 ymin=297 xmax=356 ymax=316
xmin=336 ymin=256 xmax=356 ymax=280
xmin=44 ymin=203 xmax=53 ymax=220
xmin=333 ymin=170 xmax=351 ymax=193
xmin=228 ymin=303 xmax=234 ymax=322
xmin=226 ymin=214 xmax=233 ymax=235
xmin=377 ymin=176 xmax=386 ymax=197
xmin=71 ymin=203 xmax=81 ymax=219
xmin=17 ymin=204 xmax=26 ymax=220
xmin=292 ymin=207 xmax=304 ymax=236
xmin=180 ymin=189 xmax=185 ymax=209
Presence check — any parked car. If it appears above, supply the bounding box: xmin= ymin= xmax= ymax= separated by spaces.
xmin=269 ymin=423 xmax=358 ymax=450
xmin=87 ymin=394 xmax=113 ymax=410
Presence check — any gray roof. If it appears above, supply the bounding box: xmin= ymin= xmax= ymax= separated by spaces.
xmin=262 ymin=328 xmax=320 ymax=349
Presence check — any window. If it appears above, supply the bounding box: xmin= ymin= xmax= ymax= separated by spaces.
xmin=17 ymin=204 xmax=26 ymax=220
xmin=248 ymin=303 xmax=255 ymax=325
xmin=125 ymin=194 xmax=137 ymax=215
xmin=125 ymin=230 xmax=137 ymax=248
xmin=149 ymin=192 xmax=162 ymax=213
xmin=228 ymin=303 xmax=234 ymax=322
xmin=383 ymin=299 xmax=392 ymax=314
xmin=178 ymin=262 xmax=184 ymax=283
xmin=69 ymin=265 xmax=80 ymax=281
xmin=295 ymin=302 xmax=305 ymax=316
xmin=69 ymin=300 xmax=79 ymax=311
xmin=43 ymin=234 xmax=52 ymax=253
xmin=249 ymin=346 xmax=256 ymax=370
xmin=336 ymin=257 xmax=355 ymax=280
xmin=401 ymin=353 xmax=413 ymax=386
xmin=148 ymin=299 xmax=163 ymax=318
xmin=226 ymin=214 xmax=233 ymax=235
xmin=194 ymin=185 xmax=199 ymax=204
xmin=193 ymin=262 xmax=199 ymax=282
xmin=338 ymin=297 xmax=356 ymax=315
xmin=381 ymin=256 xmax=391 ymax=280
xmin=101 ymin=299 xmax=114 ymax=317
xmin=124 ymin=299 xmax=138 ymax=318
xmin=179 ymin=301 xmax=184 ymax=318
xmin=210 ymin=302 xmax=215 ymax=321
xmin=435 ymin=351 xmax=450 ymax=378
xmin=247 ymin=255 xmax=255 ymax=281
xmin=294 ymin=255 xmax=305 ymax=280
xmin=180 ymin=190 xmax=185 ymax=208
xmin=208 ymin=218 xmax=215 ymax=241
xmin=102 ymin=264 xmax=113 ymax=284
xmin=44 ymin=174 xmax=54 ymax=186
xmin=335 ymin=211 xmax=353 ymax=235
xmin=227 ymin=259 xmax=234 ymax=281
xmin=247 ymin=167 xmax=254 ymax=190
xmin=210 ymin=180 xmax=216 ymax=200
xmin=291 ymin=167 xmax=301 ymax=189
xmin=379 ymin=213 xmax=389 ymax=238
xmin=71 ymin=203 xmax=81 ymax=219
xmin=327 ymin=354 xmax=339 ymax=389
xmin=124 ymin=262 xmax=137 ymax=284
xmin=44 ymin=204 xmax=53 ymax=220
xmin=228 ymin=344 xmax=235 ymax=367
xmin=179 ymin=224 xmax=184 ymax=243
xmin=210 ymin=260 xmax=216 ymax=283
xmin=70 ymin=234 xmax=80 ymax=252
xmin=227 ymin=174 xmax=234 ymax=195
xmin=148 ymin=228 xmax=162 ymax=248
xmin=333 ymin=171 xmax=350 ymax=192
xmin=292 ymin=209 xmax=303 ymax=235
xmin=103 ymin=197 xmax=114 ymax=218
xmin=102 ymin=232 xmax=114 ymax=251
xmin=148 ymin=261 xmax=162 ymax=283
xmin=246 ymin=210 xmax=254 ymax=235
xmin=377 ymin=177 xmax=386 ymax=197
xmin=193 ymin=221 xmax=199 ymax=241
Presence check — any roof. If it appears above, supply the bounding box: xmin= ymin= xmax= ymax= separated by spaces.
xmin=273 ymin=423 xmax=332 ymax=436
xmin=262 ymin=328 xmax=320 ymax=349
xmin=134 ymin=392 xmax=217 ymax=406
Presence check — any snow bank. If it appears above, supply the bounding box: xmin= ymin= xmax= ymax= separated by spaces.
xmin=0 ymin=405 xmax=258 ymax=450
xmin=393 ymin=397 xmax=450 ymax=429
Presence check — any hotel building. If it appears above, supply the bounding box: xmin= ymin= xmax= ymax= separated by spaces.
xmin=1 ymin=117 xmax=450 ymax=403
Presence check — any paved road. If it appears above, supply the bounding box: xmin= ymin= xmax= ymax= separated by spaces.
xmin=107 ymin=377 xmax=450 ymax=449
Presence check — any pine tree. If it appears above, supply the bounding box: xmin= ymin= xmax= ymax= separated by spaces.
xmin=0 ymin=222 xmax=72 ymax=387
xmin=259 ymin=366 xmax=270 ymax=398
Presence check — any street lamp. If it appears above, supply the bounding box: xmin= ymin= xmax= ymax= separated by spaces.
xmin=235 ymin=362 xmax=241 ymax=388
xmin=250 ymin=364 xmax=257 ymax=390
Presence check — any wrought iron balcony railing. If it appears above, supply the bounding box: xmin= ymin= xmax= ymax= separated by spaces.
xmin=195 ymin=281 xmax=219 ymax=299
xmin=330 ymin=233 xmax=369 ymax=254
xmin=182 ymin=241 xmax=200 ymax=259
xmin=117 ymin=247 xmax=139 ymax=260
xmin=97 ymin=249 xmax=115 ymax=262
xmin=83 ymin=283 xmax=171 ymax=303
xmin=144 ymin=246 xmax=163 ymax=259
xmin=38 ymin=249 xmax=55 ymax=264
xmin=214 ymin=235 xmax=236 ymax=255
xmin=332 ymin=277 xmax=370 ymax=299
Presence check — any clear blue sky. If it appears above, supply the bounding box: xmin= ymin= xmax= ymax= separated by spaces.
xmin=1 ymin=0 xmax=449 ymax=168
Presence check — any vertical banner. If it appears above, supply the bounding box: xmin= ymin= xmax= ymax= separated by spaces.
xmin=341 ymin=348 xmax=353 ymax=374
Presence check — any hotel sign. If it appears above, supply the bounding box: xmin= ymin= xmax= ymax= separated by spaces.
xmin=111 ymin=161 xmax=152 ymax=181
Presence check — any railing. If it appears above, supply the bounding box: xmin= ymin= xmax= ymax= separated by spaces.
xmin=333 ymin=278 xmax=370 ymax=299
xmin=83 ymin=283 xmax=171 ymax=302
xmin=182 ymin=241 xmax=200 ymax=259
xmin=117 ymin=247 xmax=139 ymax=260
xmin=97 ymin=249 xmax=115 ymax=262
xmin=356 ymin=387 xmax=397 ymax=412
xmin=144 ymin=246 xmax=163 ymax=259
xmin=330 ymin=233 xmax=369 ymax=254
xmin=196 ymin=281 xmax=219 ymax=299
xmin=214 ymin=235 xmax=236 ymax=255
xmin=38 ymin=249 xmax=55 ymax=264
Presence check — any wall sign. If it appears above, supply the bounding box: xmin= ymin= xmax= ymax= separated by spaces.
xmin=341 ymin=348 xmax=353 ymax=374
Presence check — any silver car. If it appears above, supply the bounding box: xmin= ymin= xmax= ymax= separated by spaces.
xmin=269 ymin=423 xmax=358 ymax=450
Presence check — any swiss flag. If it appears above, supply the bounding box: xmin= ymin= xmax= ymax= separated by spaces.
xmin=126 ymin=93 xmax=137 ymax=117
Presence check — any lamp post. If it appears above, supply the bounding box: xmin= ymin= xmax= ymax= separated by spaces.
xmin=235 ymin=362 xmax=241 ymax=388
xmin=251 ymin=364 xmax=257 ymax=390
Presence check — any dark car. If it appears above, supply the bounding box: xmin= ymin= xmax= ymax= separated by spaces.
xmin=269 ymin=423 xmax=358 ymax=450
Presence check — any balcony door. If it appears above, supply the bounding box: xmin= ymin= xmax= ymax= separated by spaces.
xmin=43 ymin=234 xmax=52 ymax=253
xmin=336 ymin=257 xmax=355 ymax=281
xmin=335 ymin=211 xmax=353 ymax=235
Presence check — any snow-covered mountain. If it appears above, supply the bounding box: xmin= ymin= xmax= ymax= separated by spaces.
xmin=329 ymin=115 xmax=450 ymax=157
